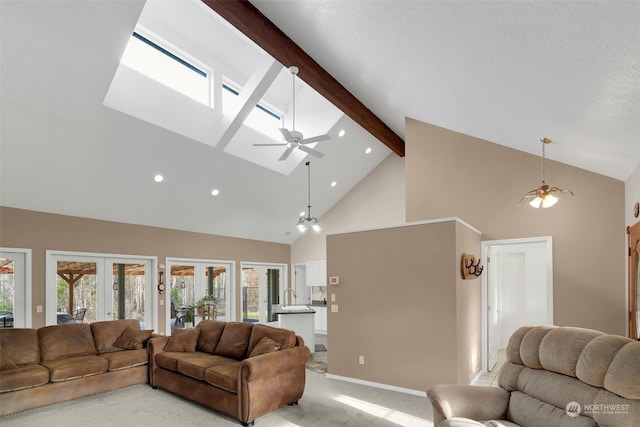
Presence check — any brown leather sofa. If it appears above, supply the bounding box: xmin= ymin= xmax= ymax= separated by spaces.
xmin=148 ymin=320 xmax=311 ymax=426
xmin=427 ymin=326 xmax=640 ymax=427
xmin=0 ymin=319 xmax=152 ymax=415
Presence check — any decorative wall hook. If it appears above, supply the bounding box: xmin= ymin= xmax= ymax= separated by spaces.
xmin=461 ymin=253 xmax=483 ymax=279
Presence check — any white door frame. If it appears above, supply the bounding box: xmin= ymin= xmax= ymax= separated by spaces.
xmin=480 ymin=236 xmax=553 ymax=372
xmin=45 ymin=250 xmax=158 ymax=329
xmin=165 ymin=257 xmax=236 ymax=332
xmin=0 ymin=248 xmax=32 ymax=328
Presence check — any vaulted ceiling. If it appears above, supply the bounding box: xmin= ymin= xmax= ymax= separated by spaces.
xmin=2 ymin=1 xmax=639 ymax=245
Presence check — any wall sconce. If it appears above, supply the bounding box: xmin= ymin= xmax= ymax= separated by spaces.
xmin=461 ymin=253 xmax=483 ymax=279
xmin=158 ymin=271 xmax=165 ymax=294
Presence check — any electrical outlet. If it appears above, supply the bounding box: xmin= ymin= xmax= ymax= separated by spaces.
xmin=160 ymin=299 xmax=164 ymax=306
xmin=359 ymin=355 xmax=364 ymax=365
xmin=36 ymin=305 xmax=43 ymax=313
xmin=331 ymin=304 xmax=338 ymax=313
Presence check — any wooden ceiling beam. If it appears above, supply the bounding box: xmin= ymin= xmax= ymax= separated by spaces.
xmin=202 ymin=0 xmax=405 ymax=157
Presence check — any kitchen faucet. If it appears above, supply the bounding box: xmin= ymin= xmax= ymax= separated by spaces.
xmin=283 ymin=288 xmax=296 ymax=306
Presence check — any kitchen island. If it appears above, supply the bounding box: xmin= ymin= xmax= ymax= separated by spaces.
xmin=271 ymin=305 xmax=316 ymax=352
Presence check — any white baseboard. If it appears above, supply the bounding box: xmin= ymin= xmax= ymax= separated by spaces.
xmin=325 ymin=373 xmax=426 ymax=397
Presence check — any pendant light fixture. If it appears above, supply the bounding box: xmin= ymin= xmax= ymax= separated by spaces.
xmin=519 ymin=137 xmax=574 ymax=208
xmin=297 ymin=161 xmax=321 ymax=233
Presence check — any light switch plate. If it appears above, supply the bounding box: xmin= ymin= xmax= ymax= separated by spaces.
xmin=331 ymin=304 xmax=338 ymax=313
xmin=329 ymin=276 xmax=339 ymax=285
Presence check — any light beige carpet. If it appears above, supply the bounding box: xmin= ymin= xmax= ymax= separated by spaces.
xmin=2 ymin=371 xmax=433 ymax=426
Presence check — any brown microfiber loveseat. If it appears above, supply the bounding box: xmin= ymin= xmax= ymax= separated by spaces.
xmin=0 ymin=319 xmax=153 ymax=415
xmin=427 ymin=325 xmax=640 ymax=427
xmin=148 ymin=320 xmax=311 ymax=426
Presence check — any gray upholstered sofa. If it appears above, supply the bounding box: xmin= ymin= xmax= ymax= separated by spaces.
xmin=0 ymin=319 xmax=152 ymax=416
xmin=427 ymin=326 xmax=640 ymax=427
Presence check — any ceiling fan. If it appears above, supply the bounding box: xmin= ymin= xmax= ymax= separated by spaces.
xmin=253 ymin=66 xmax=330 ymax=161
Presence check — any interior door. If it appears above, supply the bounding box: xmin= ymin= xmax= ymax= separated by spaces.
xmin=483 ymin=237 xmax=553 ymax=371
xmin=628 ymin=222 xmax=640 ymax=340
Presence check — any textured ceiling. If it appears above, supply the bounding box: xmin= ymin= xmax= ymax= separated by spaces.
xmin=253 ymin=0 xmax=640 ymax=181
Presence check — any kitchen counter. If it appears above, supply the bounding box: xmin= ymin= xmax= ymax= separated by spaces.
xmin=272 ymin=305 xmax=315 ymax=352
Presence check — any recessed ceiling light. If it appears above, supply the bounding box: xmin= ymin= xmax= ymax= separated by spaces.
xmin=330 ymin=181 xmax=337 ymax=187
xmin=211 ymin=189 xmax=220 ymax=196
xmin=365 ymin=147 xmax=372 ymax=154
xmin=153 ymin=174 xmax=164 ymax=183
xmin=338 ymin=130 xmax=346 ymax=137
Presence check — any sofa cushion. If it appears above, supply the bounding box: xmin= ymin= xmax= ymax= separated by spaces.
xmin=204 ymin=362 xmax=241 ymax=393
xmin=176 ymin=353 xmax=235 ymax=381
xmin=196 ymin=320 xmax=226 ymax=354
xmin=91 ymin=319 xmax=142 ymax=354
xmin=0 ymin=328 xmax=40 ymax=366
xmin=505 ymin=326 xmax=533 ymax=365
xmin=215 ymin=322 xmax=253 ymax=359
xmin=247 ymin=324 xmax=295 ymax=356
xmin=0 ymin=364 xmax=50 ymax=393
xmin=165 ymin=328 xmax=200 ymax=352
xmin=0 ymin=348 xmax=18 ymax=370
xmin=113 ymin=327 xmax=153 ymax=350
xmin=576 ymin=334 xmax=631 ymax=388
xmin=39 ymin=323 xmax=96 ymax=361
xmin=99 ymin=349 xmax=148 ymax=371
xmin=519 ymin=326 xmax=554 ymax=369
xmin=539 ymin=327 xmax=603 ymax=377
xmin=603 ymin=341 xmax=640 ymax=399
xmin=248 ymin=336 xmax=281 ymax=358
xmin=507 ymin=391 xmax=597 ymax=427
xmin=41 ymin=354 xmax=108 ymax=382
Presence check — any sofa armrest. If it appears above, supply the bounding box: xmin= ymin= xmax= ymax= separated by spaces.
xmin=147 ymin=336 xmax=169 ymax=387
xmin=427 ymin=385 xmax=510 ymax=425
xmin=241 ymin=345 xmax=310 ymax=382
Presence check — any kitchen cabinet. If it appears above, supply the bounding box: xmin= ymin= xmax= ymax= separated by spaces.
xmin=305 ymin=260 xmax=327 ymax=286
xmin=314 ymin=306 xmax=327 ymax=334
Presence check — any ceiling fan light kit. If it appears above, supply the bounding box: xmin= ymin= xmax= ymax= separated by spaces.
xmin=519 ymin=137 xmax=574 ymax=208
xmin=253 ymin=66 xmax=330 ymax=161
xmin=297 ymin=161 xmax=321 ymax=233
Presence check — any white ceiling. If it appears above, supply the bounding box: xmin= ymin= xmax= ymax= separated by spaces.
xmin=2 ymin=1 xmax=639 ymax=246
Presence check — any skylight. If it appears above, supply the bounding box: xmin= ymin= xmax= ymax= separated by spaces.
xmin=222 ymin=84 xmax=283 ymax=141
xmin=120 ymin=32 xmax=210 ymax=106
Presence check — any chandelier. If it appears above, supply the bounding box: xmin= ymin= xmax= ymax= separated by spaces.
xmin=519 ymin=137 xmax=574 ymax=208
xmin=297 ymin=161 xmax=321 ymax=232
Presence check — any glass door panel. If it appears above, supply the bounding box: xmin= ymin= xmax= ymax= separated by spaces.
xmin=110 ymin=263 xmax=146 ymax=325
xmin=56 ymin=260 xmax=97 ymax=323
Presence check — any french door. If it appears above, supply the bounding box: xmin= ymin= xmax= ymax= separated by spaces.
xmin=241 ymin=263 xmax=286 ymax=323
xmin=165 ymin=258 xmax=234 ymax=331
xmin=0 ymin=248 xmax=32 ymax=328
xmin=46 ymin=251 xmax=156 ymax=328
xmin=628 ymin=222 xmax=640 ymax=340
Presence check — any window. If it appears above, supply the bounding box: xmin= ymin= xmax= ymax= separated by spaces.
xmin=120 ymin=32 xmax=210 ymax=106
xmin=223 ymin=84 xmax=283 ymax=141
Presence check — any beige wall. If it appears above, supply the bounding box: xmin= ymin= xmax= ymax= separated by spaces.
xmin=0 ymin=207 xmax=290 ymax=332
xmin=326 ymin=219 xmax=481 ymax=391
xmin=291 ymin=154 xmax=406 ymax=264
xmin=406 ymin=119 xmax=626 ymax=334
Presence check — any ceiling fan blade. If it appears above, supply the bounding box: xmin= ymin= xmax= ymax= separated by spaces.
xmin=299 ymin=134 xmax=330 ymax=145
xmin=279 ymin=128 xmax=294 ymax=142
xmin=278 ymin=145 xmax=296 ymax=161
xmin=253 ymin=143 xmax=288 ymax=146
xmin=298 ymin=145 xmax=325 ymax=158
